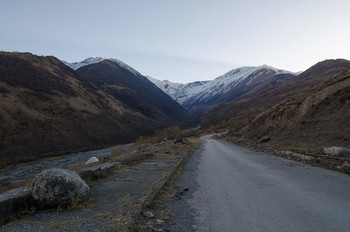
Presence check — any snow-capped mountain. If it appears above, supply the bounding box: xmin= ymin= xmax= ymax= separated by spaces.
xmin=63 ymin=57 xmax=297 ymax=116
xmin=148 ymin=65 xmax=297 ymax=115
xmin=146 ymin=76 xmax=210 ymax=104
xmin=63 ymin=57 xmax=189 ymax=122
xmin=62 ymin=57 xmax=141 ymax=76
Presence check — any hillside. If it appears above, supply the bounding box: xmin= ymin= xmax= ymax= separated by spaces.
xmin=148 ymin=66 xmax=296 ymax=115
xmin=75 ymin=59 xmax=189 ymax=124
xmin=199 ymin=59 xmax=350 ymax=126
xmin=0 ymin=52 xmax=185 ymax=168
xmin=241 ymin=68 xmax=350 ymax=150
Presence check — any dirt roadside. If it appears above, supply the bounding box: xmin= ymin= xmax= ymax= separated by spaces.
xmin=0 ymin=139 xmax=199 ymax=232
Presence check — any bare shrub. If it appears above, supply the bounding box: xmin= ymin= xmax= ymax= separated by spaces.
xmin=110 ymin=143 xmax=137 ymax=159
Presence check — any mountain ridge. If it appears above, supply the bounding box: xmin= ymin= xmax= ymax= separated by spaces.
xmin=62 ymin=57 xmax=141 ymax=76
xmin=148 ymin=65 xmax=297 ymax=115
xmin=199 ymin=58 xmax=350 ymax=127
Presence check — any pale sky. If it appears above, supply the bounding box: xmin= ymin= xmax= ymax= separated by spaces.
xmin=1 ymin=0 xmax=350 ymax=83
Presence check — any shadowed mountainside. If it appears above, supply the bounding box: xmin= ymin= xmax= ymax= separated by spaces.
xmin=76 ymin=60 xmax=189 ymax=124
xmin=0 ymin=52 xmax=187 ymax=168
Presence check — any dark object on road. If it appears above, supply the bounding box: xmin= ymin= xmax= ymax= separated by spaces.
xmin=174 ymin=187 xmax=190 ymax=200
xmin=259 ymin=136 xmax=271 ymax=143
xmin=30 ymin=168 xmax=90 ymax=209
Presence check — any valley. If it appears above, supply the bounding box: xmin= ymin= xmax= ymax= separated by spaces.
xmin=2 ymin=2 xmax=350 ymax=231
xmin=1 ymin=51 xmax=350 ymax=232
xmin=0 ymin=52 xmax=189 ymax=169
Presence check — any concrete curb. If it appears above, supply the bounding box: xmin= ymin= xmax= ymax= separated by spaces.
xmin=0 ymin=188 xmax=33 ymax=226
xmin=0 ymin=150 xmax=159 ymax=226
xmin=125 ymin=151 xmax=191 ymax=231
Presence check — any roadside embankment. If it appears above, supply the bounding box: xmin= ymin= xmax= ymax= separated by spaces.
xmin=0 ymin=138 xmax=199 ymax=232
xmin=217 ymin=134 xmax=350 ymax=174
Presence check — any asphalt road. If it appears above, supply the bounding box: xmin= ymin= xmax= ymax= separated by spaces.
xmin=168 ymin=137 xmax=350 ymax=232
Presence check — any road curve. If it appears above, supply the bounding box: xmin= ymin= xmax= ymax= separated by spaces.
xmin=168 ymin=137 xmax=350 ymax=232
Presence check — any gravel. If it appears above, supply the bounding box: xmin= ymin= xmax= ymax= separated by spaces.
xmin=165 ymin=146 xmax=204 ymax=232
xmin=1 ymin=153 xmax=181 ymax=232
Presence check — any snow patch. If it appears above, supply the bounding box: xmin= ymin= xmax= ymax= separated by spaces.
xmin=63 ymin=57 xmax=141 ymax=76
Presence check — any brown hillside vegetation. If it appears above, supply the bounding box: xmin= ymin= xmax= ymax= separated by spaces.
xmin=241 ymin=68 xmax=350 ymax=150
xmin=0 ymin=52 xmax=178 ymax=168
xmin=199 ymin=59 xmax=350 ymax=126
xmin=76 ymin=60 xmax=189 ymax=124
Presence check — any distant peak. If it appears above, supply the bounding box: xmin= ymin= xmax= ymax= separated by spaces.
xmin=62 ymin=57 xmax=141 ymax=76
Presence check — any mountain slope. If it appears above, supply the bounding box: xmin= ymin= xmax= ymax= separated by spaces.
xmin=241 ymin=67 xmax=350 ymax=150
xmin=148 ymin=65 xmax=296 ymax=115
xmin=0 ymin=52 xmax=182 ymax=168
xmin=73 ymin=59 xmax=189 ymax=124
xmin=199 ymin=59 xmax=350 ymax=126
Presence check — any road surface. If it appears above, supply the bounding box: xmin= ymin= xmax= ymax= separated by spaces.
xmin=167 ymin=137 xmax=350 ymax=232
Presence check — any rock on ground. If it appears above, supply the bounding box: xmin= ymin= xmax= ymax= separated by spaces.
xmin=30 ymin=168 xmax=90 ymax=209
xmin=174 ymin=138 xmax=183 ymax=144
xmin=259 ymin=136 xmax=271 ymax=143
xmin=100 ymin=153 xmax=111 ymax=160
xmin=143 ymin=211 xmax=155 ymax=218
xmin=324 ymin=147 xmax=350 ymax=157
xmin=85 ymin=156 xmax=99 ymax=164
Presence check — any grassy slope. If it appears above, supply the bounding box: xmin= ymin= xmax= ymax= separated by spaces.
xmin=199 ymin=59 xmax=350 ymax=127
xmin=0 ymin=52 xmax=169 ymax=168
xmin=241 ymin=69 xmax=350 ymax=150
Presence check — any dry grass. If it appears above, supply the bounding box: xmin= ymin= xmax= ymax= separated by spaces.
xmin=110 ymin=143 xmax=137 ymax=159
xmin=118 ymin=195 xmax=135 ymax=203
xmin=134 ymin=126 xmax=201 ymax=145
xmin=128 ymin=139 xmax=200 ymax=231
xmin=0 ymin=179 xmax=32 ymax=194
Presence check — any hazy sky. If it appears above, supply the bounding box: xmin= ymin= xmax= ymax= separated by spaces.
xmin=1 ymin=0 xmax=350 ymax=83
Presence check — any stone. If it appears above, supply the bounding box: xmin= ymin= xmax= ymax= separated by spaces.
xmin=143 ymin=211 xmax=155 ymax=218
xmin=259 ymin=136 xmax=270 ymax=143
xmin=30 ymin=168 xmax=90 ymax=209
xmin=85 ymin=156 xmax=99 ymax=165
xmin=102 ymin=153 xmax=111 ymax=160
xmin=161 ymin=137 xmax=168 ymax=144
xmin=324 ymin=147 xmax=350 ymax=157
xmin=0 ymin=187 xmax=31 ymax=226
xmin=152 ymin=228 xmax=163 ymax=232
xmin=155 ymin=219 xmax=164 ymax=225
xmin=174 ymin=137 xmax=183 ymax=144
xmin=284 ymin=150 xmax=292 ymax=155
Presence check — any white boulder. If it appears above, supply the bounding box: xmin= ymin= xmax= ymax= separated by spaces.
xmin=85 ymin=157 xmax=99 ymax=165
